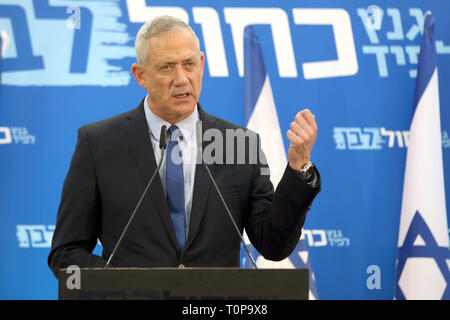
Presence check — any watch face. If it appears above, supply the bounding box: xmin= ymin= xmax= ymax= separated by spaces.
xmin=302 ymin=163 xmax=314 ymax=179
xmin=305 ymin=167 xmax=314 ymax=179
xmin=296 ymin=161 xmax=314 ymax=180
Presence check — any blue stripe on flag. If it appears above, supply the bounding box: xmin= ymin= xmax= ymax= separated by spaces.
xmin=412 ymin=13 xmax=436 ymax=113
xmin=243 ymin=25 xmax=266 ymax=125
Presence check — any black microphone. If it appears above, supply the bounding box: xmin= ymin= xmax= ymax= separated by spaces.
xmin=159 ymin=124 xmax=168 ymax=150
xmin=104 ymin=125 xmax=168 ymax=268
xmin=195 ymin=121 xmax=258 ymax=269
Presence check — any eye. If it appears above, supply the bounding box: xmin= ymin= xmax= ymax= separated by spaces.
xmin=159 ymin=64 xmax=174 ymax=74
xmin=184 ymin=61 xmax=195 ymax=69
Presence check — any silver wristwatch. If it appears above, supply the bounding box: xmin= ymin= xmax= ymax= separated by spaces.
xmin=297 ymin=161 xmax=314 ymax=180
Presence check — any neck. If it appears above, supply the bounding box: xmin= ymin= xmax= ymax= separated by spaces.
xmin=146 ymin=100 xmax=195 ymax=124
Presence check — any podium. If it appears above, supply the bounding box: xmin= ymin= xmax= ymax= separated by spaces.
xmin=58 ymin=268 xmax=309 ymax=300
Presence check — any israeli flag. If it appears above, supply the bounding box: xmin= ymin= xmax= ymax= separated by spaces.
xmin=240 ymin=25 xmax=319 ymax=300
xmin=395 ymin=12 xmax=450 ymax=300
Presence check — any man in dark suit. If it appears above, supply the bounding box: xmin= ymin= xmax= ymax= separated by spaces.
xmin=48 ymin=16 xmax=321 ymax=277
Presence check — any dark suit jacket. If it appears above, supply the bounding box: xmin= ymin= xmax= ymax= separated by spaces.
xmin=48 ymin=100 xmax=321 ymax=277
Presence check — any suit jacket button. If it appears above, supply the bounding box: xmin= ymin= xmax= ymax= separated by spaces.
xmin=178 ymin=264 xmax=185 ymax=268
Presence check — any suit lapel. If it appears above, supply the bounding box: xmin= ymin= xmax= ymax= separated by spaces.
xmin=185 ymin=104 xmax=217 ymax=249
xmin=123 ymin=100 xmax=179 ymax=250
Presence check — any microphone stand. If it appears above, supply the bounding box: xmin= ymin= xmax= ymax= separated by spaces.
xmin=196 ymin=120 xmax=258 ymax=269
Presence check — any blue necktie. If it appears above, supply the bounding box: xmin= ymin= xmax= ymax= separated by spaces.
xmin=166 ymin=125 xmax=186 ymax=251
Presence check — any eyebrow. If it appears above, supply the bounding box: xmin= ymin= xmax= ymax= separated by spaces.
xmin=158 ymin=56 xmax=197 ymax=65
xmin=182 ymin=56 xmax=196 ymax=62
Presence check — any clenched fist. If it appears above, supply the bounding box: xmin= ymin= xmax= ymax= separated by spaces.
xmin=286 ymin=109 xmax=318 ymax=171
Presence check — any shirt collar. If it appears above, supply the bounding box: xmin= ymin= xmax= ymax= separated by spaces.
xmin=143 ymin=95 xmax=199 ymax=142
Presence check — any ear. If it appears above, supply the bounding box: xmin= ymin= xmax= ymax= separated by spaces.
xmin=131 ymin=63 xmax=147 ymax=89
xmin=199 ymin=52 xmax=205 ymax=74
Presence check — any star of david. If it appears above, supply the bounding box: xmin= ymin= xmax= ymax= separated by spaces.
xmin=395 ymin=211 xmax=450 ymax=299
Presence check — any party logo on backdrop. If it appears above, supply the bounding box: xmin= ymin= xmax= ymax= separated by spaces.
xmin=334 ymin=127 xmax=449 ymax=150
xmin=303 ymin=228 xmax=351 ymax=247
xmin=357 ymin=6 xmax=450 ymax=78
xmin=16 ymin=225 xmax=54 ymax=248
xmin=0 ymin=127 xmax=35 ymax=145
xmin=2 ymin=1 xmax=449 ymax=87
xmin=0 ymin=0 xmax=134 ymax=86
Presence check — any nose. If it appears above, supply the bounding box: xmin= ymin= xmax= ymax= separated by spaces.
xmin=173 ymin=64 xmax=189 ymax=86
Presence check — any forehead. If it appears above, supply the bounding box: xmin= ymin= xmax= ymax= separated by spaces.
xmin=146 ymin=29 xmax=199 ymax=62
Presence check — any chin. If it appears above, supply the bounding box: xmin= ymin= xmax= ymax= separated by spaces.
xmin=171 ymin=103 xmax=196 ymax=120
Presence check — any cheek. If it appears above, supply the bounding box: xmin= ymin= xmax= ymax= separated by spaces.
xmin=149 ymin=78 xmax=170 ymax=96
xmin=192 ymin=74 xmax=203 ymax=92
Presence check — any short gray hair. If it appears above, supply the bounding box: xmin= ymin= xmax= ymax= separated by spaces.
xmin=135 ymin=15 xmax=200 ymax=65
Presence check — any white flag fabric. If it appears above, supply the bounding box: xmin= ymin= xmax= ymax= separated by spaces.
xmin=395 ymin=12 xmax=449 ymax=300
xmin=246 ymin=73 xmax=287 ymax=186
xmin=241 ymin=25 xmax=319 ymax=300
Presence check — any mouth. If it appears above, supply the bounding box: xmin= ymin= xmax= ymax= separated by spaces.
xmin=173 ymin=93 xmax=190 ymax=99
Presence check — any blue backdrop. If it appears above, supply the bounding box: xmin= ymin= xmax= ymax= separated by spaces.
xmin=0 ymin=0 xmax=449 ymax=299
